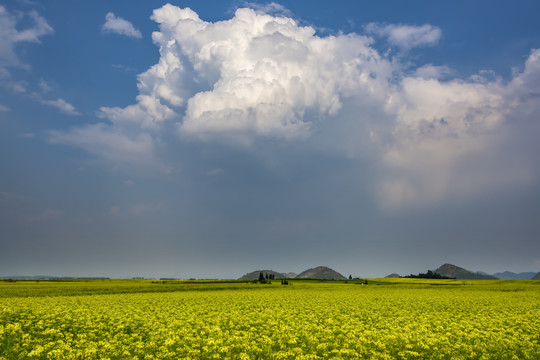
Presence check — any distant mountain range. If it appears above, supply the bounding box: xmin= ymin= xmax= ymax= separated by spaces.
xmin=387 ymin=264 xmax=540 ymax=280
xmin=492 ymin=271 xmax=537 ymax=280
xmin=242 ymin=264 xmax=540 ymax=281
xmin=239 ymin=266 xmax=345 ymax=280
xmin=434 ymin=264 xmax=498 ymax=280
xmin=5 ymin=266 xmax=539 ymax=281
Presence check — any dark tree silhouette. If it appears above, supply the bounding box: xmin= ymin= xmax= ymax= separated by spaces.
xmin=404 ymin=270 xmax=454 ymax=279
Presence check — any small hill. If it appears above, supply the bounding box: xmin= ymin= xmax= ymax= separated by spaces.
xmin=295 ymin=266 xmax=345 ymax=280
xmin=476 ymin=271 xmax=492 ymax=276
xmin=284 ymin=272 xmax=297 ymax=278
xmin=385 ymin=273 xmax=401 ymax=278
xmin=493 ymin=271 xmax=537 ymax=280
xmin=434 ymin=263 xmax=498 ymax=280
xmin=532 ymin=272 xmax=540 ymax=280
xmin=238 ymin=270 xmax=287 ymax=280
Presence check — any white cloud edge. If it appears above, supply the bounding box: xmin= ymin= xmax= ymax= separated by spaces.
xmin=41 ymin=98 xmax=80 ymax=115
xmin=0 ymin=6 xmax=58 ymax=111
xmin=365 ymin=23 xmax=442 ymax=49
xmin=239 ymin=1 xmax=293 ymax=17
xmin=0 ymin=6 xmax=54 ymax=68
xmin=102 ymin=12 xmax=142 ymax=39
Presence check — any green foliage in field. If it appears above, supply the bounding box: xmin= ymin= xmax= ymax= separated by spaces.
xmin=1 ymin=279 xmax=539 ymax=359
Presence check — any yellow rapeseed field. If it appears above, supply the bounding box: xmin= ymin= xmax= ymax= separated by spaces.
xmin=1 ymin=279 xmax=539 ymax=359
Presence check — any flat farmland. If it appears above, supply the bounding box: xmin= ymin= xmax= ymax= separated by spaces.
xmin=1 ymin=279 xmax=539 ymax=359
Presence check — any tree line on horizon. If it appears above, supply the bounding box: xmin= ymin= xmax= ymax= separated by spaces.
xmin=403 ymin=270 xmax=454 ymax=279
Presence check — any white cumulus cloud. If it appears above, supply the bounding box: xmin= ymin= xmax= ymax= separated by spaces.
xmin=102 ymin=12 xmax=142 ymax=39
xmin=375 ymin=49 xmax=540 ymax=209
xmin=0 ymin=5 xmax=53 ymax=96
xmin=149 ymin=4 xmax=391 ymax=144
xmin=240 ymin=2 xmax=293 ymax=17
xmin=366 ymin=23 xmax=441 ymax=50
xmin=98 ymin=95 xmax=176 ymax=131
xmin=0 ymin=6 xmax=53 ymax=68
xmin=49 ymin=123 xmax=156 ymax=167
xmin=413 ymin=64 xmax=453 ymax=80
xmin=41 ymin=98 xmax=80 ymax=115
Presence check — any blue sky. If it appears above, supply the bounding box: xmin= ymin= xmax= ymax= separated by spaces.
xmin=1 ymin=1 xmax=540 ymax=278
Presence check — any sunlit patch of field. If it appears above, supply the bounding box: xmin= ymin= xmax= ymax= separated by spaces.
xmin=1 ymin=278 xmax=539 ymax=359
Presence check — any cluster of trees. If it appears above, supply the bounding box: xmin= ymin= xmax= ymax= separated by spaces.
xmin=258 ymin=272 xmax=276 ymax=283
xmin=404 ymin=270 xmax=454 ymax=279
xmin=257 ymin=272 xmax=292 ymax=285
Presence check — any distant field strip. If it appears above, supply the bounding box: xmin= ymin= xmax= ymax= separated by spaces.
xmin=1 ymin=280 xmax=539 ymax=359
